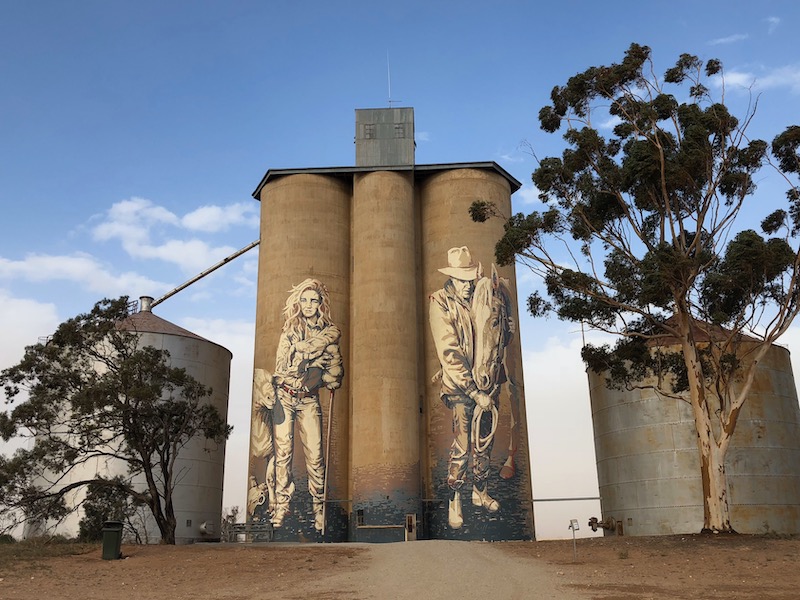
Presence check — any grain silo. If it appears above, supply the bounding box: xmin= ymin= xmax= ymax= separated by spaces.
xmin=247 ymin=107 xmax=535 ymax=542
xmin=126 ymin=297 xmax=232 ymax=544
xmin=589 ymin=340 xmax=800 ymax=535
xmin=24 ymin=297 xmax=232 ymax=544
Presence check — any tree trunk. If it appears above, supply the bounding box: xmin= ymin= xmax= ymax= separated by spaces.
xmin=679 ymin=314 xmax=735 ymax=533
xmin=697 ymin=428 xmax=734 ymax=532
xmin=150 ymin=501 xmax=177 ymax=544
xmin=141 ymin=462 xmax=178 ymax=544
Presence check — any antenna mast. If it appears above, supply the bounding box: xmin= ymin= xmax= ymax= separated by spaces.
xmin=387 ymin=51 xmax=402 ymax=107
xmin=387 ymin=51 xmax=392 ymax=107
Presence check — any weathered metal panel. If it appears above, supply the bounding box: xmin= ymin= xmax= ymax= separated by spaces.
xmin=590 ymin=343 xmax=800 ymax=535
xmin=355 ymin=107 xmax=415 ymax=167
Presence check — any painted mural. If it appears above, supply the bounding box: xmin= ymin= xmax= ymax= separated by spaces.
xmin=429 ymin=246 xmax=520 ymax=531
xmin=248 ymin=278 xmax=343 ymax=535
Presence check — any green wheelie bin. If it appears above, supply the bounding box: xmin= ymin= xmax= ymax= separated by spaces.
xmin=101 ymin=520 xmax=123 ymax=560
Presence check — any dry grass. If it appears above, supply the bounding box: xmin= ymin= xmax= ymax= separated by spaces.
xmin=0 ymin=537 xmax=97 ymax=577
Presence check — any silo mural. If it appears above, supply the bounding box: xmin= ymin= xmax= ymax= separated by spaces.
xmin=250 ymin=279 xmax=343 ymax=534
xmin=247 ymin=107 xmax=535 ymax=542
xmin=248 ymin=172 xmax=351 ymax=541
xmin=430 ymin=252 xmax=513 ymax=530
xmin=420 ymin=168 xmax=532 ymax=541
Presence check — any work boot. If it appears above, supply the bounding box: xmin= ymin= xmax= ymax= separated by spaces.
xmin=271 ymin=504 xmax=289 ymax=528
xmin=448 ymin=490 xmax=463 ymax=529
xmin=472 ymin=484 xmax=500 ymax=513
xmin=313 ymin=501 xmax=325 ymax=532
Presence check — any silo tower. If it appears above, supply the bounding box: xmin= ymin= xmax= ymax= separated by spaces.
xmin=249 ymin=107 xmax=536 ymax=542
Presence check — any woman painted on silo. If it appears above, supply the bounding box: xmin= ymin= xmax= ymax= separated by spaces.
xmin=271 ymin=278 xmax=343 ymax=531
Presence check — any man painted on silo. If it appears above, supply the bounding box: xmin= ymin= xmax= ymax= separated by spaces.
xmin=430 ymin=246 xmax=504 ymax=530
xmin=269 ymin=278 xmax=343 ymax=531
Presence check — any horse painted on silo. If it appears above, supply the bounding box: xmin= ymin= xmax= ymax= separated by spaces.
xmin=471 ymin=264 xmax=523 ymax=480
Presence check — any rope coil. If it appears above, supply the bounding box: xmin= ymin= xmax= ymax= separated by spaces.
xmin=471 ymin=403 xmax=498 ymax=453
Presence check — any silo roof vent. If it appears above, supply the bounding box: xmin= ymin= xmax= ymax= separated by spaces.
xmin=139 ymin=296 xmax=154 ymax=313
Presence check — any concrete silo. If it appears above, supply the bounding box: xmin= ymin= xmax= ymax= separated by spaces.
xmin=589 ymin=341 xmax=800 ymax=535
xmin=350 ymin=170 xmax=421 ymax=541
xmin=420 ymin=168 xmax=534 ymax=540
xmin=248 ymin=107 xmax=536 ymax=542
xmin=250 ymin=173 xmax=351 ymax=541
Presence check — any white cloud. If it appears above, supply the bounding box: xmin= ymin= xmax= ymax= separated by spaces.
xmin=753 ymin=65 xmax=800 ymax=93
xmin=91 ymin=197 xmax=256 ymax=273
xmin=130 ymin=238 xmax=237 ymax=274
xmin=523 ymin=332 xmax=604 ymax=539
xmin=599 ymin=114 xmax=622 ymax=130
xmin=720 ymin=69 xmax=757 ymax=90
xmin=708 ymin=33 xmax=749 ymax=46
xmin=181 ymin=203 xmax=259 ymax=233
xmin=0 ymin=290 xmax=60 ymax=367
xmin=238 ymin=255 xmax=259 ymax=277
xmin=765 ymin=16 xmax=780 ymax=34
xmin=721 ymin=65 xmax=800 ymax=94
xmin=416 ymin=131 xmax=430 ymax=142
xmin=499 ymin=152 xmax=525 ymax=163
xmin=92 ymin=197 xmax=179 ymax=249
xmin=513 ymin=183 xmax=541 ymax=207
xmin=0 ymin=253 xmax=167 ymax=297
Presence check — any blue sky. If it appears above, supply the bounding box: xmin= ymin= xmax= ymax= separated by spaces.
xmin=2 ymin=1 xmax=799 ymax=540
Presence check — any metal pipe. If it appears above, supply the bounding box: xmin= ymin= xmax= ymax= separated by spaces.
xmin=151 ymin=239 xmax=260 ymax=308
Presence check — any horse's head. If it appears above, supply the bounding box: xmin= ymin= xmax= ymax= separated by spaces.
xmin=471 ymin=264 xmax=511 ymax=393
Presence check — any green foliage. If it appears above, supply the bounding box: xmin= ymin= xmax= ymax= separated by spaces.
xmin=480 ymin=42 xmax=800 ymax=533
xmin=0 ymin=297 xmax=232 ymax=544
xmin=472 ymin=42 xmax=800 ymax=400
xmin=701 ymin=231 xmax=795 ymax=324
xmin=78 ymin=477 xmax=137 ymax=542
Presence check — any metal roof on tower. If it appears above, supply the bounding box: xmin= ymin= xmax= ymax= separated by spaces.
xmin=252 ymin=161 xmax=522 ymax=200
xmin=252 ymin=106 xmax=522 ymax=199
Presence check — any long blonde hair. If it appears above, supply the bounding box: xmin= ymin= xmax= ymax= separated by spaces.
xmin=282 ymin=278 xmax=334 ymax=336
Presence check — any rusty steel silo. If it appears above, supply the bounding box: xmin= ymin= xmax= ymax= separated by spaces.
xmin=589 ymin=341 xmax=800 ymax=535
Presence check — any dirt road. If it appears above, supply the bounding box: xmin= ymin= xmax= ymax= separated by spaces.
xmin=2 ymin=534 xmax=798 ymax=599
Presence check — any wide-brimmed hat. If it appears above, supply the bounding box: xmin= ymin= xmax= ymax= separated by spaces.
xmin=438 ymin=246 xmax=479 ymax=280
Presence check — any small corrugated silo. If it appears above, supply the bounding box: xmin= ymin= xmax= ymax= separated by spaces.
xmin=122 ymin=297 xmax=232 ymax=544
xmin=24 ymin=298 xmax=231 ymax=544
xmin=589 ymin=340 xmax=800 ymax=535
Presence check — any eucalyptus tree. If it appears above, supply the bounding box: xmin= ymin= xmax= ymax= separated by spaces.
xmin=0 ymin=297 xmax=231 ymax=544
xmin=472 ymin=43 xmax=800 ymax=532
